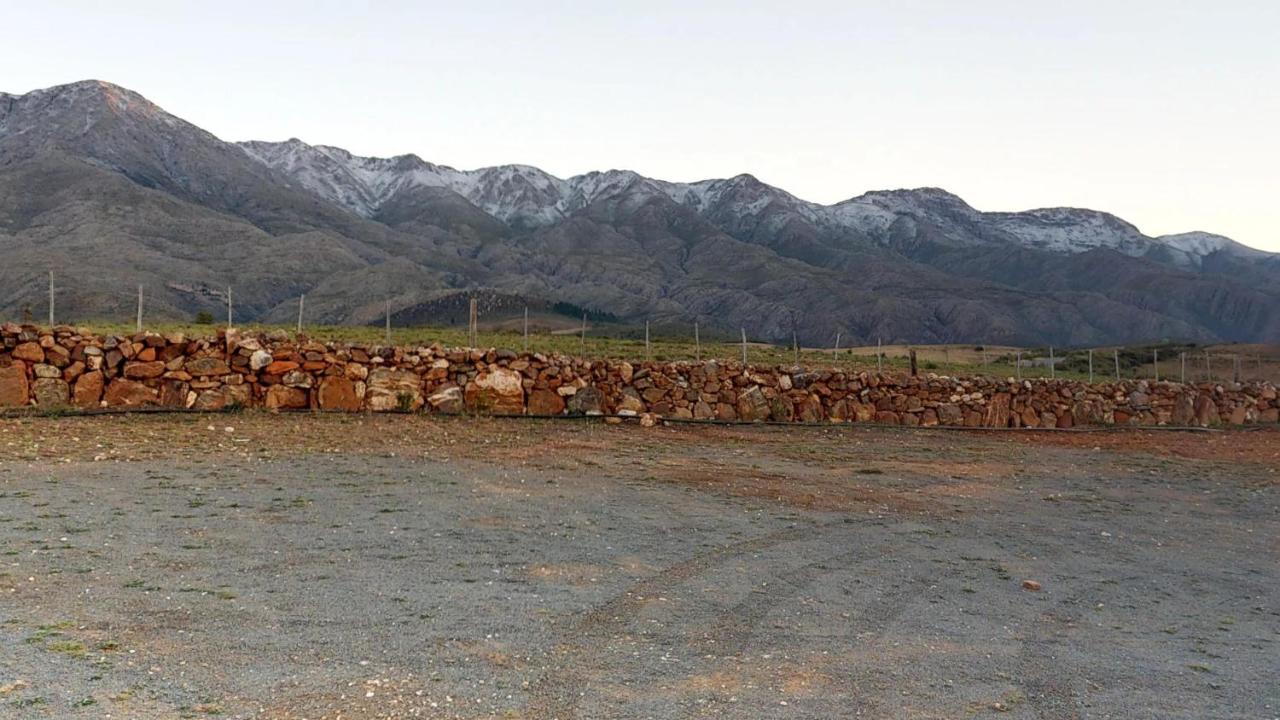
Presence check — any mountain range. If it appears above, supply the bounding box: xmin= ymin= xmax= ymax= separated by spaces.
xmin=2 ymin=79 xmax=1276 ymax=345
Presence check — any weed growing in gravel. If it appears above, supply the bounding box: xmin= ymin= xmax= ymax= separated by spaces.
xmin=46 ymin=640 xmax=87 ymax=658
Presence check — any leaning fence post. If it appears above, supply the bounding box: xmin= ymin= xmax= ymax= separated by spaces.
xmin=740 ymin=327 xmax=747 ymax=366
xmin=1113 ymin=349 xmax=1120 ymax=381
xmin=297 ymin=294 xmax=305 ymax=334
xmin=1049 ymin=346 xmax=1055 ymax=379
xmin=1154 ymin=348 xmax=1159 ymax=382
xmin=876 ymin=337 xmax=882 ymax=374
xmin=694 ymin=320 xmax=701 ymax=361
xmin=226 ymin=286 xmax=232 ymax=328
xmin=469 ymin=298 xmax=479 ymax=347
xmin=580 ymin=311 xmax=587 ymax=352
xmin=48 ymin=270 xmax=55 ymax=327
xmin=1088 ymin=348 xmax=1093 ymax=384
xmin=792 ymin=330 xmax=799 ymax=365
xmin=834 ymin=331 xmax=841 ymax=358
xmin=1180 ymin=352 xmax=1186 ymax=384
xmin=136 ymin=284 xmax=144 ymax=332
xmin=1204 ymin=351 xmax=1211 ymax=382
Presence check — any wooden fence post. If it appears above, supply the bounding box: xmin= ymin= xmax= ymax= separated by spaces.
xmin=136 ymin=285 xmax=143 ymax=332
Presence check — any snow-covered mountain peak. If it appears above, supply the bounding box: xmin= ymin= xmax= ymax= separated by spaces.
xmin=234 ymin=138 xmax=1272 ymax=266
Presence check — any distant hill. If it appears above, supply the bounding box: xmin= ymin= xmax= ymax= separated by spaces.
xmin=2 ymin=79 xmax=1277 ymax=345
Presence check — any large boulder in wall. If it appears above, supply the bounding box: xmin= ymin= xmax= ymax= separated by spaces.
xmin=464 ymin=368 xmax=525 ymax=415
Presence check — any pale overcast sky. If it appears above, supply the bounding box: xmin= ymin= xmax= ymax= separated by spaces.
xmin=4 ymin=1 xmax=1277 ymax=251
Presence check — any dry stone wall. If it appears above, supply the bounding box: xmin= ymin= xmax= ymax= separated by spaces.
xmin=1 ymin=324 xmax=1276 ymax=427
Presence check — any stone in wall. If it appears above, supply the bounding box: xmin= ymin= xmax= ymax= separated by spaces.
xmin=527 ymin=387 xmax=565 ymax=416
xmin=265 ymin=385 xmax=308 ymax=411
xmin=317 ymin=376 xmax=360 ymax=412
xmin=427 ymin=385 xmax=464 ymax=414
xmin=366 ymin=369 xmax=423 ymax=412
xmin=0 ymin=364 xmax=29 ymax=407
xmin=32 ymin=378 xmax=69 ymax=407
xmin=103 ymin=379 xmax=158 ymax=407
xmin=465 ymin=368 xmax=524 ymax=415
xmin=73 ymin=371 xmax=104 ymax=408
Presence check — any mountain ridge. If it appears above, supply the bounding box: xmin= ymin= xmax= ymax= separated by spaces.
xmin=2 ymin=79 xmax=1276 ymax=345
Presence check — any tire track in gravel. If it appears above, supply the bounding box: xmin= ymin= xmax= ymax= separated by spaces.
xmin=524 ymin=520 xmax=842 ymax=720
xmin=525 ymin=519 xmax=922 ymax=720
xmin=675 ymin=539 xmax=931 ymax=719
xmin=1015 ymin=587 xmax=1088 ymax=720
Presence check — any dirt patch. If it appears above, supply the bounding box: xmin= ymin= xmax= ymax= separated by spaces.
xmin=990 ymin=426 xmax=1280 ymax=465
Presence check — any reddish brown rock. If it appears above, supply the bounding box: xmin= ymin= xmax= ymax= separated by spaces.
xmin=73 ymin=371 xmax=104 ymax=407
xmin=158 ymin=380 xmax=189 ymax=407
xmin=12 ymin=342 xmax=44 ymax=363
xmin=527 ymin=387 xmax=566 ymax=416
xmin=797 ymin=395 xmax=824 ymax=423
xmin=1192 ymin=395 xmax=1217 ymax=426
xmin=103 ymin=379 xmax=158 ymax=406
xmin=265 ymin=385 xmax=308 ymax=411
xmin=123 ymin=361 xmax=165 ymax=379
xmin=715 ymin=402 xmax=737 ymax=421
xmin=264 ymin=360 xmax=300 ymax=376
xmin=874 ymin=410 xmax=900 ymax=424
xmin=0 ymin=365 xmax=29 ymax=407
xmin=317 ymin=376 xmax=361 ymax=412
xmin=736 ymin=386 xmax=770 ymax=422
xmin=44 ymin=344 xmax=71 ymax=368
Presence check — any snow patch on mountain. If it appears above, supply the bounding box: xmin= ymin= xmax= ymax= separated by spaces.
xmin=237 ymin=139 xmax=1272 ymax=264
xmin=988 ymin=208 xmax=1149 ymax=255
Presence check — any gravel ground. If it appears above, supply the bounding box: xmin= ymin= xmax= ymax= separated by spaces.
xmin=0 ymin=415 xmax=1276 ymax=719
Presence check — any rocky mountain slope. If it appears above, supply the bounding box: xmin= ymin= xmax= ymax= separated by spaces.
xmin=2 ymin=80 xmax=1276 ymax=345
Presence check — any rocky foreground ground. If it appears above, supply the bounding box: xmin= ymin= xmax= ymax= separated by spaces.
xmin=0 ymin=414 xmax=1276 ymax=719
